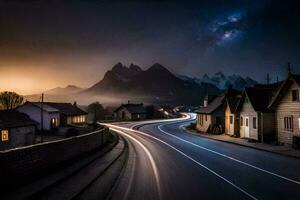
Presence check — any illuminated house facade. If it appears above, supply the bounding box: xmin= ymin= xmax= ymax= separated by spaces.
xmin=196 ymin=94 xmax=225 ymax=134
xmin=0 ymin=110 xmax=38 ymax=151
xmin=17 ymin=102 xmax=87 ymax=130
xmin=269 ymin=75 xmax=300 ymax=145
xmin=236 ymin=86 xmax=277 ymax=142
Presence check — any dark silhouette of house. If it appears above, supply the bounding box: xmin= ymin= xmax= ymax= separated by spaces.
xmin=0 ymin=110 xmax=38 ymax=150
xmin=114 ymin=103 xmax=147 ymax=121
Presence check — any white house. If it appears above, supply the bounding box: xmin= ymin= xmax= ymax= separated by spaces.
xmin=17 ymin=102 xmax=60 ymax=131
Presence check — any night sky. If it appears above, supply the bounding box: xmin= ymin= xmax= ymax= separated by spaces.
xmin=0 ymin=0 xmax=300 ymax=94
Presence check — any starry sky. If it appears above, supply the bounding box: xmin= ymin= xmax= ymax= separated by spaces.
xmin=0 ymin=0 xmax=300 ymax=94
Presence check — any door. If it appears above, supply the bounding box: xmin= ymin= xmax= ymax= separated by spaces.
xmin=229 ymin=115 xmax=234 ymax=134
xmin=244 ymin=117 xmax=250 ymax=138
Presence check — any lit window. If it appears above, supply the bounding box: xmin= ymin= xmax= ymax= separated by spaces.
xmin=1 ymin=130 xmax=9 ymax=141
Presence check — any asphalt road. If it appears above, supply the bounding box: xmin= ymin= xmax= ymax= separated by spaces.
xmin=107 ymin=114 xmax=300 ymax=200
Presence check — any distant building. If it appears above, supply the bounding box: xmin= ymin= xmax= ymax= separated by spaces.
xmin=114 ymin=103 xmax=147 ymax=121
xmin=236 ymin=87 xmax=276 ymax=142
xmin=196 ymin=94 xmax=225 ymax=134
xmin=269 ymin=74 xmax=300 ymax=145
xmin=0 ymin=110 xmax=38 ymax=151
xmin=17 ymin=102 xmax=87 ymax=130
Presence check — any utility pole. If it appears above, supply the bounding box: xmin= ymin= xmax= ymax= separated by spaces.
xmin=41 ymin=93 xmax=44 ymax=143
xmin=265 ymin=73 xmax=271 ymax=85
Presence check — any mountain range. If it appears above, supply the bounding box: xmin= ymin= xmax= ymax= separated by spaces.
xmin=27 ymin=63 xmax=259 ymax=105
xmin=177 ymin=72 xmax=258 ymax=91
xmin=45 ymin=85 xmax=84 ymax=95
xmin=82 ymin=63 xmax=220 ymax=105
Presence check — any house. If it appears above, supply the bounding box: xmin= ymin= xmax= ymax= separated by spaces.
xmin=114 ymin=103 xmax=147 ymax=121
xmin=41 ymin=102 xmax=87 ymax=125
xmin=196 ymin=94 xmax=225 ymax=134
xmin=236 ymin=86 xmax=277 ymax=142
xmin=17 ymin=102 xmax=87 ymax=131
xmin=269 ymin=74 xmax=300 ymax=145
xmin=224 ymin=94 xmax=241 ymax=136
xmin=0 ymin=110 xmax=38 ymax=150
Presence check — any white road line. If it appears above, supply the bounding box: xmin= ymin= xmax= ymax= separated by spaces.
xmin=157 ymin=123 xmax=300 ymax=185
xmin=107 ymin=124 xmax=258 ymax=200
xmin=110 ymin=127 xmax=162 ymax=200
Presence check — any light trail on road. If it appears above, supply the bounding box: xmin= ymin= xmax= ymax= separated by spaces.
xmin=106 ymin=124 xmax=258 ymax=200
xmin=110 ymin=127 xmax=162 ymax=200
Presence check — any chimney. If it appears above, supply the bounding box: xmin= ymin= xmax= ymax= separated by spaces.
xmin=203 ymin=95 xmax=208 ymax=107
xmin=73 ymin=101 xmax=77 ymax=106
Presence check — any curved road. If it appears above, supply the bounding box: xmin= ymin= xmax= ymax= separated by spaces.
xmin=106 ymin=114 xmax=300 ymax=200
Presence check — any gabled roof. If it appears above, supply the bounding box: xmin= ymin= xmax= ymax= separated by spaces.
xmin=237 ymin=87 xmax=274 ymax=113
xmin=22 ymin=102 xmax=87 ymax=116
xmin=115 ymin=103 xmax=147 ymax=114
xmin=29 ymin=102 xmax=60 ymax=113
xmin=225 ymin=96 xmax=241 ymax=113
xmin=269 ymin=75 xmax=300 ymax=108
xmin=43 ymin=102 xmax=87 ymax=116
xmin=0 ymin=110 xmax=38 ymax=129
xmin=196 ymin=94 xmax=225 ymax=114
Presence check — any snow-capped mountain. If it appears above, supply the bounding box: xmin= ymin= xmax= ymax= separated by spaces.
xmin=178 ymin=72 xmax=258 ymax=90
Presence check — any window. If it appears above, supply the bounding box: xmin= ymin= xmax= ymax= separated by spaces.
xmin=205 ymin=115 xmax=207 ymax=121
xmin=284 ymin=116 xmax=293 ymax=131
xmin=292 ymin=90 xmax=299 ymax=101
xmin=240 ymin=117 xmax=243 ymax=126
xmin=253 ymin=117 xmax=257 ymax=129
xmin=230 ymin=116 xmax=233 ymax=124
xmin=1 ymin=130 xmax=9 ymax=142
xmin=245 ymin=118 xmax=249 ymax=127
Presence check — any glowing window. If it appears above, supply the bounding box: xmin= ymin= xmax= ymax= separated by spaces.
xmin=1 ymin=130 xmax=9 ymax=141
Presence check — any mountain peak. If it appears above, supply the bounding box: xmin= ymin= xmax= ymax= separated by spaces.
xmin=112 ymin=62 xmax=126 ymax=72
xmin=148 ymin=63 xmax=170 ymax=72
xmin=65 ymin=85 xmax=81 ymax=89
xmin=129 ymin=63 xmax=142 ymax=72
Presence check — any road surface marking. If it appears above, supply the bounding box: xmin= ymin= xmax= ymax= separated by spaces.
xmin=110 ymin=127 xmax=162 ymax=200
xmin=157 ymin=122 xmax=300 ymax=185
xmin=107 ymin=124 xmax=257 ymax=200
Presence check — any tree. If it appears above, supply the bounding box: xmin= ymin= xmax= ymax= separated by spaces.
xmin=87 ymin=101 xmax=107 ymax=124
xmin=0 ymin=91 xmax=24 ymax=110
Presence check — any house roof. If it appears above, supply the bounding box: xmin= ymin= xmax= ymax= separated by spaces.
xmin=30 ymin=102 xmax=60 ymax=113
xmin=115 ymin=103 xmax=147 ymax=114
xmin=196 ymin=94 xmax=225 ymax=114
xmin=269 ymin=75 xmax=300 ymax=108
xmin=42 ymin=102 xmax=87 ymax=116
xmin=26 ymin=102 xmax=87 ymax=116
xmin=226 ymin=96 xmax=241 ymax=113
xmin=0 ymin=110 xmax=38 ymax=129
xmin=237 ymin=87 xmax=275 ymax=112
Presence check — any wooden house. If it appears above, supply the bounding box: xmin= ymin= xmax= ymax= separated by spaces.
xmin=237 ymin=86 xmax=277 ymax=142
xmin=196 ymin=94 xmax=225 ymax=133
xmin=114 ymin=103 xmax=147 ymax=121
xmin=269 ymin=75 xmax=300 ymax=145
xmin=224 ymin=95 xmax=241 ymax=136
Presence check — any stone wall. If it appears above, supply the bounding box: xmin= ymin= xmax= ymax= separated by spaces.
xmin=0 ymin=128 xmax=110 ymax=189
